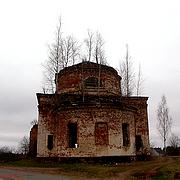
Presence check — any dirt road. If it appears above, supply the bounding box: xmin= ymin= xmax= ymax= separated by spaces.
xmin=0 ymin=157 xmax=179 ymax=179
xmin=0 ymin=168 xmax=76 ymax=180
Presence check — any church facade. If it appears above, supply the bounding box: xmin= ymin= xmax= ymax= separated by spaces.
xmin=35 ymin=62 xmax=150 ymax=159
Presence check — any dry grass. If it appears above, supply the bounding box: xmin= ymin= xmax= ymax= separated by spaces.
xmin=0 ymin=156 xmax=180 ymax=179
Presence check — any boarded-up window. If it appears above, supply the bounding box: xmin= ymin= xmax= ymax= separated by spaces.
xmin=122 ymin=123 xmax=130 ymax=146
xmin=85 ymin=77 xmax=101 ymax=87
xmin=47 ymin=135 xmax=53 ymax=150
xmin=68 ymin=123 xmax=77 ymax=148
xmin=95 ymin=122 xmax=108 ymax=146
xmin=135 ymin=135 xmax=143 ymax=151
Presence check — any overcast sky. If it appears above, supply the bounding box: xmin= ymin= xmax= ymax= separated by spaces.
xmin=0 ymin=0 xmax=180 ymax=148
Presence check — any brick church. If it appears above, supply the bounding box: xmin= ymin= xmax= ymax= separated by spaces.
xmin=30 ymin=62 xmax=150 ymax=160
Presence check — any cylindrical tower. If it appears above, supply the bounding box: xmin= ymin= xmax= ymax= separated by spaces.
xmin=56 ymin=62 xmax=122 ymax=96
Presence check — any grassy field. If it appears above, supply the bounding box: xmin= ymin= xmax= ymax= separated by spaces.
xmin=0 ymin=156 xmax=180 ymax=179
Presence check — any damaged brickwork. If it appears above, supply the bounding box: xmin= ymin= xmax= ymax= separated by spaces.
xmin=29 ymin=124 xmax=38 ymax=157
xmin=34 ymin=62 xmax=150 ymax=159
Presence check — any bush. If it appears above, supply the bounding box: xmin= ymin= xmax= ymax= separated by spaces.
xmin=166 ymin=146 xmax=180 ymax=156
xmin=0 ymin=152 xmax=21 ymax=162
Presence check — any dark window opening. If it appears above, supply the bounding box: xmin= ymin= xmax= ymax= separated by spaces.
xmin=122 ymin=123 xmax=130 ymax=147
xmin=33 ymin=140 xmax=37 ymax=157
xmin=47 ymin=135 xmax=53 ymax=150
xmin=95 ymin=122 xmax=108 ymax=146
xmin=68 ymin=123 xmax=77 ymax=148
xmin=135 ymin=135 xmax=143 ymax=151
xmin=85 ymin=77 xmax=101 ymax=88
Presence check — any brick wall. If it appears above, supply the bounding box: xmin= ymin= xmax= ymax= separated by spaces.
xmin=56 ymin=62 xmax=121 ymax=96
xmin=36 ymin=62 xmax=149 ymax=158
xmin=37 ymin=102 xmax=136 ymax=157
xmin=29 ymin=124 xmax=38 ymax=157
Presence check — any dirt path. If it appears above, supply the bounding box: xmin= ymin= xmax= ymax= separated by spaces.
xmin=0 ymin=166 xmax=107 ymax=180
xmin=0 ymin=158 xmax=179 ymax=180
xmin=115 ymin=158 xmax=176 ymax=179
xmin=0 ymin=167 xmax=75 ymax=180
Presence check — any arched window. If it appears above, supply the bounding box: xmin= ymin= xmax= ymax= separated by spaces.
xmin=84 ymin=77 xmax=101 ymax=88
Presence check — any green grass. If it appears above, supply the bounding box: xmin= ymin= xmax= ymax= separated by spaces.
xmin=152 ymin=157 xmax=180 ymax=179
xmin=0 ymin=159 xmax=130 ymax=178
xmin=0 ymin=157 xmax=180 ymax=178
xmin=0 ymin=159 xmax=56 ymax=167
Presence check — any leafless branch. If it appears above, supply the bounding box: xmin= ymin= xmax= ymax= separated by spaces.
xmin=84 ymin=30 xmax=94 ymax=62
xmin=136 ymin=63 xmax=144 ymax=96
xmin=120 ymin=44 xmax=135 ymax=96
xmin=169 ymin=133 xmax=180 ymax=148
xmin=18 ymin=136 xmax=29 ymax=155
xmin=157 ymin=95 xmax=172 ymax=153
xmin=42 ymin=17 xmax=80 ymax=93
xmin=93 ymin=32 xmax=106 ymax=65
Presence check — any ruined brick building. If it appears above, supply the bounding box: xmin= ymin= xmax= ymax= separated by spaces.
xmin=31 ymin=62 xmax=150 ymax=160
xmin=29 ymin=124 xmax=38 ymax=157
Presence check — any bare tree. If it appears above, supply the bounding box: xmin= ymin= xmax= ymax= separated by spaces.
xmin=84 ymin=30 xmax=94 ymax=62
xmin=120 ymin=44 xmax=135 ymax=96
xmin=93 ymin=32 xmax=106 ymax=65
xmin=43 ymin=18 xmax=80 ymax=93
xmin=61 ymin=35 xmax=80 ymax=68
xmin=169 ymin=133 xmax=180 ymax=148
xmin=136 ymin=63 xmax=144 ymax=96
xmin=83 ymin=31 xmax=106 ymax=65
xmin=157 ymin=95 xmax=172 ymax=154
xmin=0 ymin=146 xmax=13 ymax=154
xmin=18 ymin=136 xmax=29 ymax=155
xmin=43 ymin=17 xmax=63 ymax=93
xmin=71 ymin=37 xmax=80 ymax=65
